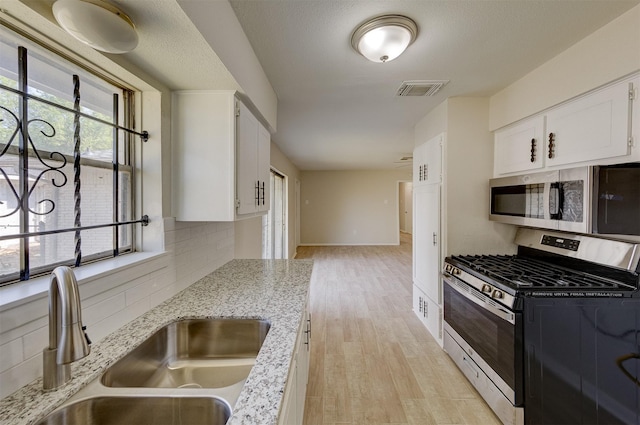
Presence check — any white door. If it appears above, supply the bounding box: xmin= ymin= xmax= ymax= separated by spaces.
xmin=413 ymin=184 xmax=440 ymax=303
xmin=405 ymin=182 xmax=413 ymax=234
xmin=263 ymin=170 xmax=287 ymax=259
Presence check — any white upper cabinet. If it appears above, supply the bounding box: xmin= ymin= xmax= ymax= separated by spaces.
xmin=236 ymin=100 xmax=271 ymax=216
xmin=413 ymin=133 xmax=443 ymax=185
xmin=493 ymin=74 xmax=639 ymax=177
xmin=412 ymin=133 xmax=444 ymax=346
xmin=494 ymin=116 xmax=545 ymax=175
xmin=172 ymin=90 xmax=271 ymax=221
xmin=546 ymin=77 xmax=634 ymax=167
xmin=413 ymin=183 xmax=441 ymax=303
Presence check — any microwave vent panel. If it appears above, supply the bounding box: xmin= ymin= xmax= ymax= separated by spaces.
xmin=396 ymin=80 xmax=449 ymax=97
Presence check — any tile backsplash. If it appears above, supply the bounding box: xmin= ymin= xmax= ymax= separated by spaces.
xmin=0 ymin=218 xmax=234 ymax=399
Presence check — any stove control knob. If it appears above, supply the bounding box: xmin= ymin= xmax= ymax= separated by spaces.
xmin=444 ymin=264 xmax=452 ymax=273
xmin=452 ymin=268 xmax=461 ymax=276
xmin=481 ymin=284 xmax=492 ymax=294
xmin=492 ymin=290 xmax=504 ymax=299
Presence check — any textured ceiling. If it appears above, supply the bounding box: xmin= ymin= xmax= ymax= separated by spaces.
xmin=10 ymin=0 xmax=638 ymax=171
xmin=12 ymin=0 xmax=241 ymax=91
xmin=228 ymin=0 xmax=639 ymax=170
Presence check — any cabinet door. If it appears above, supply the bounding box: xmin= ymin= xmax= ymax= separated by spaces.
xmin=413 ymin=184 xmax=440 ymax=303
xmin=413 ymin=284 xmax=442 ymax=345
xmin=172 ymin=90 xmax=236 ymax=221
xmin=278 ymin=305 xmax=310 ymax=425
xmin=295 ymin=310 xmax=310 ymax=424
xmin=412 ymin=284 xmax=428 ymax=326
xmin=524 ymin=298 xmax=640 ymax=425
xmin=494 ymin=116 xmax=545 ymax=175
xmin=257 ymin=124 xmax=271 ymax=213
xmin=236 ymin=101 xmax=259 ymax=215
xmin=546 ymin=78 xmax=633 ymax=167
xmin=414 ymin=134 xmax=443 ymax=185
xmin=279 ymin=357 xmax=297 ymax=425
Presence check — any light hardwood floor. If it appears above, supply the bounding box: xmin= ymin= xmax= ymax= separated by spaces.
xmin=296 ymin=233 xmax=501 ymax=425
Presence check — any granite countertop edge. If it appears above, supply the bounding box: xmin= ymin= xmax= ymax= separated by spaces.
xmin=0 ymin=259 xmax=314 ymax=425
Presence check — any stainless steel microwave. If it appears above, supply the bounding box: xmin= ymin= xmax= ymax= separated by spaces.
xmin=490 ymin=163 xmax=640 ymax=240
xmin=489 ymin=167 xmax=591 ymax=234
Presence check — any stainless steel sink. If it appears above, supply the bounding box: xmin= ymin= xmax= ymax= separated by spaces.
xmin=101 ymin=318 xmax=270 ymax=389
xmin=35 ymin=396 xmax=231 ymax=425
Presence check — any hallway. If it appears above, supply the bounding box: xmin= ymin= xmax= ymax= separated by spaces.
xmin=296 ymin=234 xmax=500 ymax=425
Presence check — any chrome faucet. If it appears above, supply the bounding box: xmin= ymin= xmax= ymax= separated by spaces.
xmin=43 ymin=266 xmax=91 ymax=390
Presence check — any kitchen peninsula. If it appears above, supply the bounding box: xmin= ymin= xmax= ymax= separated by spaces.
xmin=0 ymin=259 xmax=313 ymax=425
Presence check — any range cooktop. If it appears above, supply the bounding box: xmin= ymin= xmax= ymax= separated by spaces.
xmin=447 ymin=254 xmax=635 ymax=292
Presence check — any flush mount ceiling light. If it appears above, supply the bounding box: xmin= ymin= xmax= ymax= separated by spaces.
xmin=351 ymin=14 xmax=418 ymax=63
xmin=52 ymin=0 xmax=138 ymax=54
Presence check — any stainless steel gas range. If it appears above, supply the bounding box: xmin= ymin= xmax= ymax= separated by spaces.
xmin=442 ymin=228 xmax=640 ymax=425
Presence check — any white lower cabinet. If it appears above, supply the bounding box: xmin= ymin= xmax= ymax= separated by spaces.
xmin=278 ymin=303 xmax=311 ymax=425
xmin=412 ymin=284 xmax=442 ymax=344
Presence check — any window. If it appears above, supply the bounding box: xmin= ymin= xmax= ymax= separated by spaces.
xmin=0 ymin=26 xmax=147 ymax=285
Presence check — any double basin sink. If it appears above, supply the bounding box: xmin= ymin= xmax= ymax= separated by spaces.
xmin=37 ymin=318 xmax=271 ymax=425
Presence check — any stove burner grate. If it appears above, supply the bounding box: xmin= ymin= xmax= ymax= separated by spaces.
xmin=450 ymin=254 xmax=631 ymax=290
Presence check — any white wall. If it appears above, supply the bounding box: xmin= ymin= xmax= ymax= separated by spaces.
xmin=234 ymin=217 xmax=263 ymax=259
xmin=300 ymin=170 xmax=411 ymax=245
xmin=445 ymin=98 xmax=516 ymax=255
xmin=176 ymin=0 xmax=278 ymax=131
xmin=489 ymin=5 xmax=640 ymax=130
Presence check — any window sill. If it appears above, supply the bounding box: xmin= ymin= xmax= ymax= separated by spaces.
xmin=0 ymin=252 xmax=168 ymax=312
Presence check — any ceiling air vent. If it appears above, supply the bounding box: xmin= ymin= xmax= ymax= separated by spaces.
xmin=396 ymin=80 xmax=449 ymax=97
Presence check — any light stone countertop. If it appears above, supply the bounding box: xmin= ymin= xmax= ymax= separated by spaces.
xmin=0 ymin=259 xmax=314 ymax=425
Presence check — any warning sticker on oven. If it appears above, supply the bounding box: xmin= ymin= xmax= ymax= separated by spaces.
xmin=529 ymin=292 xmax=624 ymax=297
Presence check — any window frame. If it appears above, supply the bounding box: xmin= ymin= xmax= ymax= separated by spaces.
xmin=0 ymin=26 xmax=148 ymax=286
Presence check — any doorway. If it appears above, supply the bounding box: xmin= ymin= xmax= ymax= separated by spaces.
xmin=399 ymin=181 xmax=413 ymax=234
xmin=263 ymin=169 xmax=287 ymax=259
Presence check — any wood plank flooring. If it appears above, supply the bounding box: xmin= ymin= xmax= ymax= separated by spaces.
xmin=296 ymin=233 xmax=501 ymax=425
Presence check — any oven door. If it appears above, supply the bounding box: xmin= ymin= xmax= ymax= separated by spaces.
xmin=443 ymin=274 xmax=523 ymax=405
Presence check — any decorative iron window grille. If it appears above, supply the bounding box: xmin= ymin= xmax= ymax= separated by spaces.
xmin=0 ymin=34 xmax=149 ymax=286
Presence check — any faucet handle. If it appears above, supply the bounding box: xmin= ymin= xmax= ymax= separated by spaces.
xmin=82 ymin=325 xmax=92 ymax=345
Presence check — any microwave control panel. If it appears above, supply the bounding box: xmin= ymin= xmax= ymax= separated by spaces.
xmin=541 ymin=235 xmax=580 ymax=251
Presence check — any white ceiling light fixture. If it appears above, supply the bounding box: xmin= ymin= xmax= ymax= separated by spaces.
xmin=52 ymin=0 xmax=138 ymax=54
xmin=351 ymin=14 xmax=418 ymax=63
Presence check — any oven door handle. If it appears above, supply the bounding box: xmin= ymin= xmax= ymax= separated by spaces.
xmin=444 ymin=278 xmax=516 ymax=325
